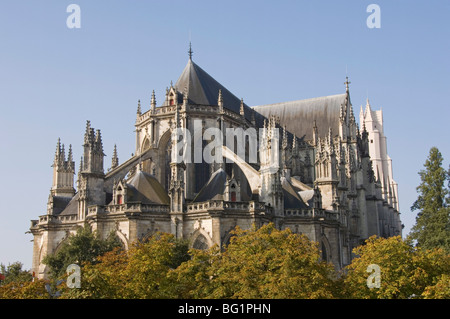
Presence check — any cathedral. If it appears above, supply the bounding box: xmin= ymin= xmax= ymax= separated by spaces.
xmin=30 ymin=48 xmax=402 ymax=279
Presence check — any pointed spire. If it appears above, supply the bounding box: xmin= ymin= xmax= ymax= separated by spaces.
xmin=79 ymin=156 xmax=84 ymax=174
xmin=292 ymin=134 xmax=297 ymax=152
xmin=218 ymin=89 xmax=224 ymax=113
xmin=218 ymin=89 xmax=223 ymax=105
xmin=188 ymin=42 xmax=193 ymax=60
xmin=67 ymin=144 xmax=73 ymax=162
xmin=137 ymin=99 xmax=142 ymax=116
xmin=111 ymin=144 xmax=119 ymax=169
xmin=84 ymin=120 xmax=91 ymax=145
xmin=345 ymin=76 xmax=351 ymax=92
xmin=240 ymin=98 xmax=245 ymax=117
xmin=54 ymin=138 xmax=62 ymax=164
xmin=67 ymin=144 xmax=74 ymax=170
xmin=282 ymin=125 xmax=288 ymax=150
xmin=312 ymin=120 xmax=318 ymax=146
xmin=151 ymin=90 xmax=156 ymax=112
xmin=61 ymin=144 xmax=66 ymax=162
xmin=95 ymin=129 xmax=104 ymax=153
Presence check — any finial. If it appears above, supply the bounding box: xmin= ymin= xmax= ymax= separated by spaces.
xmin=240 ymin=98 xmax=245 ymax=116
xmin=151 ymin=90 xmax=156 ymax=110
xmin=79 ymin=156 xmax=83 ymax=174
xmin=111 ymin=144 xmax=119 ymax=169
xmin=84 ymin=120 xmax=91 ymax=144
xmin=218 ymin=89 xmax=223 ymax=106
xmin=68 ymin=144 xmax=73 ymax=162
xmin=188 ymin=42 xmax=193 ymax=60
xmin=137 ymin=99 xmax=142 ymax=115
xmin=345 ymin=76 xmax=351 ymax=92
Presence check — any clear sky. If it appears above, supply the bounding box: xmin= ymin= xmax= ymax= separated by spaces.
xmin=0 ymin=0 xmax=448 ymax=270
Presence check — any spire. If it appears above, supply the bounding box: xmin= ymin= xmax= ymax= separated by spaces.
xmin=95 ymin=129 xmax=104 ymax=153
xmin=54 ymin=138 xmax=62 ymax=164
xmin=67 ymin=144 xmax=73 ymax=163
xmin=111 ymin=144 xmax=119 ymax=169
xmin=345 ymin=76 xmax=351 ymax=92
xmin=79 ymin=156 xmax=83 ymax=174
xmin=282 ymin=125 xmax=288 ymax=150
xmin=240 ymin=98 xmax=245 ymax=117
xmin=151 ymin=90 xmax=156 ymax=112
xmin=188 ymin=42 xmax=193 ymax=60
xmin=137 ymin=99 xmax=142 ymax=116
xmin=218 ymin=89 xmax=223 ymax=105
xmin=67 ymin=144 xmax=74 ymax=171
xmin=84 ymin=120 xmax=91 ymax=145
xmin=292 ymin=133 xmax=297 ymax=154
xmin=312 ymin=120 xmax=318 ymax=146
xmin=60 ymin=144 xmax=66 ymax=164
xmin=218 ymin=89 xmax=224 ymax=113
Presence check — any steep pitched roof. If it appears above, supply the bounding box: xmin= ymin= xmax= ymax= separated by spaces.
xmin=252 ymin=93 xmax=348 ymax=140
xmin=192 ymin=168 xmax=227 ymax=202
xmin=126 ymin=170 xmax=170 ymax=205
xmin=174 ymin=59 xmax=252 ymax=119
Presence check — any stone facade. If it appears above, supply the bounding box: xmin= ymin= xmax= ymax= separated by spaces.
xmin=30 ymin=53 xmax=402 ymax=279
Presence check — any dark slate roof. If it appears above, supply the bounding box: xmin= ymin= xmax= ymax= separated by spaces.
xmin=192 ymin=168 xmax=227 ymax=202
xmin=51 ymin=196 xmax=72 ymax=215
xmin=174 ymin=59 xmax=252 ymax=120
xmin=126 ymin=170 xmax=170 ymax=205
xmin=252 ymin=93 xmax=348 ymax=140
xmin=281 ymin=177 xmax=309 ymax=209
xmin=59 ymin=193 xmax=79 ymax=216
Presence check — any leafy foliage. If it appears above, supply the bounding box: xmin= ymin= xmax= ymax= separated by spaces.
xmin=171 ymin=224 xmax=337 ymax=299
xmin=342 ymin=236 xmax=450 ymax=299
xmin=0 ymin=262 xmax=32 ymax=285
xmin=42 ymin=223 xmax=122 ymax=279
xmin=61 ymin=232 xmax=190 ymax=299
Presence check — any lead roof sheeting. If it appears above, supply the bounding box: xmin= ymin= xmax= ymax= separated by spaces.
xmin=252 ymin=94 xmax=347 ymax=140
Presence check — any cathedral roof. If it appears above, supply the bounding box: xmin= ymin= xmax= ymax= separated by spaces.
xmin=192 ymin=168 xmax=227 ymax=202
xmin=252 ymin=93 xmax=348 ymax=140
xmin=174 ymin=59 xmax=252 ymax=120
xmin=126 ymin=170 xmax=170 ymax=205
xmin=281 ymin=177 xmax=309 ymax=209
xmin=59 ymin=193 xmax=79 ymax=216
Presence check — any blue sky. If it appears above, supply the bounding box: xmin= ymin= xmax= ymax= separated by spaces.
xmin=0 ymin=0 xmax=448 ymax=269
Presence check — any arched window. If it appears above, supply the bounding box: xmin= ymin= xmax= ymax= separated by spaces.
xmin=193 ymin=234 xmax=209 ymax=250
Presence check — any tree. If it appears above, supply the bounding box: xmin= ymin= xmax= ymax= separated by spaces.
xmin=0 ymin=279 xmax=50 ymax=299
xmin=61 ymin=232 xmax=189 ymax=299
xmin=342 ymin=235 xmax=450 ymax=299
xmin=0 ymin=262 xmax=32 ymax=285
xmin=409 ymin=147 xmax=450 ymax=253
xmin=42 ymin=223 xmax=122 ymax=279
xmin=170 ymin=223 xmax=338 ymax=299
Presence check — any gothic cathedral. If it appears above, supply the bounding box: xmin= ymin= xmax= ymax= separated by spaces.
xmin=30 ymin=49 xmax=402 ymax=278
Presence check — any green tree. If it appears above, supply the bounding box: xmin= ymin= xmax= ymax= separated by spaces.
xmin=0 ymin=262 xmax=32 ymax=285
xmin=170 ymin=223 xmax=338 ymax=299
xmin=61 ymin=232 xmax=189 ymax=299
xmin=42 ymin=223 xmax=122 ymax=279
xmin=409 ymin=147 xmax=450 ymax=253
xmin=342 ymin=236 xmax=450 ymax=299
